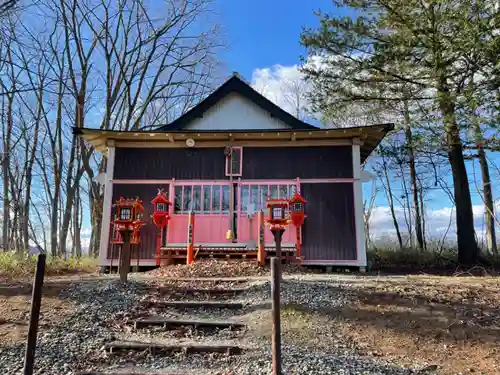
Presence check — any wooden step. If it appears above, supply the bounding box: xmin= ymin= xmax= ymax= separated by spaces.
xmin=104 ymin=340 xmax=243 ymax=355
xmin=78 ymin=374 xmax=186 ymax=375
xmin=148 ymin=300 xmax=244 ymax=310
xmin=162 ymin=287 xmax=248 ymax=297
xmin=134 ymin=317 xmax=245 ymax=331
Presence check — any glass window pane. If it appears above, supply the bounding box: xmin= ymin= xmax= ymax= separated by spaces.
xmin=270 ymin=185 xmax=279 ymax=199
xmin=203 ymin=186 xmax=211 ymax=214
xmin=279 ymin=185 xmax=288 ymax=199
xmin=212 ymin=185 xmax=221 ymax=213
xmin=174 ymin=186 xmax=182 ymax=214
xmin=259 ymin=185 xmax=269 ymax=211
xmin=183 ymin=186 xmax=192 ymax=212
xmin=289 ymin=185 xmax=297 ymax=197
xmin=222 ymin=185 xmax=230 ymax=213
xmin=193 ymin=185 xmax=201 ymax=213
xmin=240 ymin=185 xmax=249 ymax=214
xmin=250 ymin=185 xmax=259 ymax=213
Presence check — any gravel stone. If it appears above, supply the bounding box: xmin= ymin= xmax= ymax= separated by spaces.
xmin=0 ymin=278 xmax=433 ymax=375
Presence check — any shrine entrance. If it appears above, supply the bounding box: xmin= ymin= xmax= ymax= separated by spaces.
xmin=166 ymin=180 xmax=300 ymax=247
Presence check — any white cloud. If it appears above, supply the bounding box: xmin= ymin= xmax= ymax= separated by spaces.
xmin=369 ymin=203 xmax=500 ymax=246
xmin=251 ymin=64 xmax=314 ymax=122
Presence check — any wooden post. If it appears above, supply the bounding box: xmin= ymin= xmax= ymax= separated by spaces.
xmin=257 ymin=210 xmax=265 ymax=265
xmin=23 ymin=253 xmax=46 ymax=375
xmin=271 ymin=228 xmax=284 ymax=263
xmin=271 ymin=257 xmax=282 ymax=375
xmin=119 ymin=229 xmax=132 ymax=283
xmin=187 ymin=211 xmax=195 ymax=265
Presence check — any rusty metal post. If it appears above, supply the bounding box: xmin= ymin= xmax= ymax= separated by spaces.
xmin=118 ymin=229 xmax=132 ymax=283
xmin=271 ymin=257 xmax=282 ymax=375
xmin=23 ymin=252 xmax=46 ymax=375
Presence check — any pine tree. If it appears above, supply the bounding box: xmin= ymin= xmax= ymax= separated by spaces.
xmin=300 ymin=0 xmax=499 ymax=265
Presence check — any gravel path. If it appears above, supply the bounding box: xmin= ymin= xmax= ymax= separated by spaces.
xmin=0 ymin=277 xmax=434 ymax=375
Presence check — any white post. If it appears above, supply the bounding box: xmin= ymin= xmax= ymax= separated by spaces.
xmin=352 ymin=138 xmax=367 ymax=268
xmin=98 ymin=141 xmax=116 ymax=267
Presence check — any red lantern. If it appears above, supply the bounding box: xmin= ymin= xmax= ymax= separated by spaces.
xmin=265 ymin=199 xmax=290 ymax=230
xmin=111 ymin=197 xmax=145 ymax=244
xmin=151 ymin=189 xmax=171 ymax=228
xmin=151 ymin=189 xmax=171 ymax=265
xmin=289 ymin=192 xmax=307 ymax=227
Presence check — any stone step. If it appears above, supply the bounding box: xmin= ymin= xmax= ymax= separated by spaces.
xmin=147 ymin=300 xmax=244 ymax=310
xmin=134 ymin=317 xmax=246 ymax=331
xmin=104 ymin=340 xmax=243 ymax=356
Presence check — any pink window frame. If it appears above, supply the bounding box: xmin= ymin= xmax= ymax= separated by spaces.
xmin=225 ymin=147 xmax=243 ymax=177
xmin=171 ymin=181 xmax=231 ymax=216
xmin=237 ymin=180 xmax=299 ymax=215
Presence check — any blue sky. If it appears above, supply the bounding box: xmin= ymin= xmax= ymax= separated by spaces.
xmin=216 ymin=0 xmax=343 ymax=78
xmin=210 ymin=0 xmax=500 ymax=243
xmin=72 ymin=0 xmax=498 ymax=248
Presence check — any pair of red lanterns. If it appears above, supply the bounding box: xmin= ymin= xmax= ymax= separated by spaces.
xmin=265 ymin=193 xmax=307 ymax=229
xmin=111 ymin=190 xmax=171 ymax=246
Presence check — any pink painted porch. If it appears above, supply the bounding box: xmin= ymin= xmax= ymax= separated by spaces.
xmin=165 ymin=180 xmax=301 ymax=246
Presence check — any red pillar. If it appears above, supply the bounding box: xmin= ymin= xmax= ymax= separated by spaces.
xmin=257 ymin=210 xmax=265 ymax=265
xmin=296 ymin=226 xmax=302 ymax=263
xmin=186 ymin=211 xmax=195 ymax=265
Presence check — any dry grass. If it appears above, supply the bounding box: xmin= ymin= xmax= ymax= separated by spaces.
xmin=0 ymin=252 xmax=98 ymax=282
xmin=267 ymin=277 xmax=500 ymax=375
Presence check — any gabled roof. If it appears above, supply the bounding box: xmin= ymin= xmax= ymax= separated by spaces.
xmin=156 ymin=74 xmax=318 ymax=131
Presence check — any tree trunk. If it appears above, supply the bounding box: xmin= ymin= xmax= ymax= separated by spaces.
xmin=2 ymin=95 xmax=13 ymax=252
xmin=89 ymin=192 xmax=104 ymax=257
xmin=403 ymin=102 xmax=424 ymax=250
xmin=419 ymin=184 xmax=427 ymax=250
xmin=74 ymin=185 xmax=82 ymax=258
xmin=438 ymin=84 xmax=478 ymax=265
xmin=477 ymin=147 xmax=496 ymax=255
xmin=469 ymin=84 xmax=497 ymax=257
xmin=50 ymin=192 xmax=59 ymax=257
xmin=382 ymin=158 xmax=403 ymax=250
xmin=1 ymin=151 xmax=9 ymax=251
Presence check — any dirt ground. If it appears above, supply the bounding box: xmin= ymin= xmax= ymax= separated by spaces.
xmin=0 ymin=278 xmax=86 ymax=346
xmin=275 ymin=276 xmax=500 ymax=375
xmin=1 ymin=272 xmax=499 ymax=375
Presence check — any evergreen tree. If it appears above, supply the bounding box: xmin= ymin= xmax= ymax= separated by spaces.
xmin=300 ymin=0 xmax=499 ymax=264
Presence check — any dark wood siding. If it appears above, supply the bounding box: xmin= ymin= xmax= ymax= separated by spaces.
xmin=242 ymin=146 xmax=352 ymax=179
xmin=113 ymin=145 xmax=352 ymax=181
xmin=107 ymin=183 xmax=169 ymax=260
xmin=114 ymin=148 xmax=226 ymax=180
xmin=301 ymin=183 xmax=357 ymax=261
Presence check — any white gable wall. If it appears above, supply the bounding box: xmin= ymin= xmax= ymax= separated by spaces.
xmin=183 ymin=92 xmax=293 ymax=131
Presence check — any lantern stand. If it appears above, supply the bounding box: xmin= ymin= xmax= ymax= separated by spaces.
xmin=118 ymin=229 xmax=133 ymax=283
xmin=151 ymin=189 xmax=171 ymax=266
xmin=265 ymin=198 xmax=289 ymax=375
xmin=112 ymin=197 xmax=145 ymax=283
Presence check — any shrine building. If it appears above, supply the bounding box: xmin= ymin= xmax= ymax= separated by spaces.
xmin=74 ymin=74 xmax=393 ymax=272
